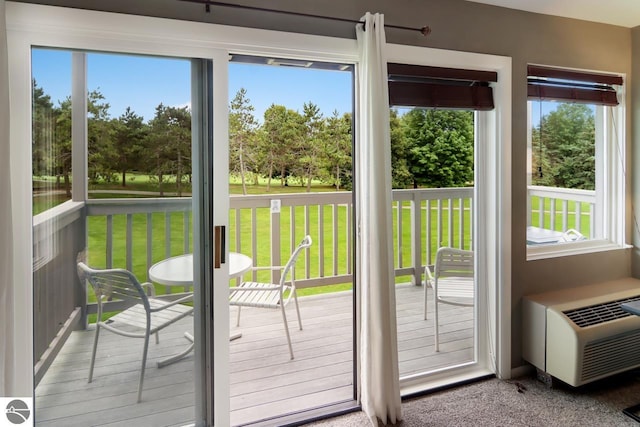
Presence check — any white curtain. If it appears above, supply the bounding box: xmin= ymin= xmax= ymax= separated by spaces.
xmin=0 ymin=0 xmax=14 ymax=396
xmin=356 ymin=12 xmax=402 ymax=426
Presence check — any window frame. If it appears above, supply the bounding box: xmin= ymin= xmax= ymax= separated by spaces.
xmin=385 ymin=43 xmax=513 ymax=394
xmin=526 ymin=77 xmax=627 ymax=261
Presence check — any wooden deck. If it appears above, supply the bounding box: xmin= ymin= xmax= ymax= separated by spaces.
xmin=35 ymin=284 xmax=474 ymax=426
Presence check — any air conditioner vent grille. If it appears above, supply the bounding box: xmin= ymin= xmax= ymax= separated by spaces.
xmin=582 ymin=330 xmax=640 ymax=382
xmin=563 ymin=295 xmax=640 ymax=327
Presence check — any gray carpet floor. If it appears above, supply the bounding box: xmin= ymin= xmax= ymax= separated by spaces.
xmin=304 ymin=371 xmax=640 ymax=426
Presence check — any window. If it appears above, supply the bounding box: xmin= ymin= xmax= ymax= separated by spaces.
xmin=526 ymin=65 xmax=626 ymax=259
xmin=387 ymin=61 xmax=493 ymax=384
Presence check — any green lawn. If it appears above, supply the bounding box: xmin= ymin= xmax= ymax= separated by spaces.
xmin=529 ymin=197 xmax=592 ymax=238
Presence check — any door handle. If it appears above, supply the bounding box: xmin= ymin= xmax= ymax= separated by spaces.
xmin=214 ymin=225 xmax=226 ymax=268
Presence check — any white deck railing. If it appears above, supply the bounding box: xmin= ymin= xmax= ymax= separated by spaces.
xmin=82 ymin=188 xmax=473 ymax=292
xmin=527 ymin=185 xmax=595 ymax=237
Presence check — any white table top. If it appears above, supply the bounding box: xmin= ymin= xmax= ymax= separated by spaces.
xmin=148 ymin=252 xmax=252 ymax=286
xmin=526 ymin=226 xmax=564 ymax=245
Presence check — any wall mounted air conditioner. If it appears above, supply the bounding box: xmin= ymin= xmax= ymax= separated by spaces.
xmin=523 ymin=278 xmax=640 ymax=387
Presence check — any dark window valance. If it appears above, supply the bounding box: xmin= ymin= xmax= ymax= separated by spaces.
xmin=527 ymin=65 xmax=623 ymax=106
xmin=387 ymin=63 xmax=497 ymax=110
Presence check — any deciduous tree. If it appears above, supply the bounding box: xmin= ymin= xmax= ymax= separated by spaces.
xmin=533 ymin=103 xmax=595 ymax=190
xmin=32 ymin=80 xmax=56 ymax=182
xmin=229 ymin=88 xmax=258 ymax=195
xmin=147 ymin=103 xmax=192 ymax=196
xmin=323 ymin=111 xmax=352 ymax=190
xmin=389 ymin=109 xmax=412 ymax=189
xmin=403 ymin=109 xmax=474 ymax=188
xmin=261 ymin=104 xmax=303 ymax=189
xmin=299 ymin=102 xmax=325 ymax=191
xmin=112 ymin=107 xmax=148 ymax=187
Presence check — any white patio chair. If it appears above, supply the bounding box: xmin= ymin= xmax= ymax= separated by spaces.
xmin=424 ymin=247 xmax=474 ymax=352
xmin=560 ymin=228 xmax=585 ymax=242
xmin=77 ymin=262 xmax=194 ymax=403
xmin=229 ymin=235 xmax=312 ymax=359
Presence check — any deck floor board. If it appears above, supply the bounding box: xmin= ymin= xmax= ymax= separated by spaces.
xmin=35 ymin=283 xmax=474 ymax=426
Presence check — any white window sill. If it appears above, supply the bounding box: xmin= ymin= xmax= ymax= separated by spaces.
xmin=526 ymin=240 xmax=632 ymax=261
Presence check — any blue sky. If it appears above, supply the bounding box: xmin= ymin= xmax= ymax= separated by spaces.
xmin=31 ymin=49 xmax=353 ymax=123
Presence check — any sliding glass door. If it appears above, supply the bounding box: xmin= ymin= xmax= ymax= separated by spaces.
xmin=28 ymin=45 xmax=357 ymax=427
xmin=13 ymin=6 xmax=364 ymax=426
xmin=31 ymin=48 xmax=223 ymax=426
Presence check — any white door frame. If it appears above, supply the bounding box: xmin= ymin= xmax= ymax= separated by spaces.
xmin=6 ymin=2 xmax=511 ymax=422
xmin=6 ymin=3 xmax=358 ymax=425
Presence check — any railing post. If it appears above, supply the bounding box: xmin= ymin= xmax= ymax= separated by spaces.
xmin=396 ymin=201 xmax=403 ymax=268
xmin=126 ymin=213 xmax=133 ymax=272
xmin=164 ymin=212 xmax=172 ymax=294
xmin=271 ymin=200 xmax=281 ymax=284
xmin=146 ymin=213 xmax=153 ymax=281
xmin=411 ymin=197 xmax=422 ymax=286
xmin=106 ymin=215 xmax=113 ymax=268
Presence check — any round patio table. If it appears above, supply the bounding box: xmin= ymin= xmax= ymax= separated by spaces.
xmin=149 ymin=252 xmax=252 ymax=367
xmin=149 ymin=252 xmax=252 ymax=285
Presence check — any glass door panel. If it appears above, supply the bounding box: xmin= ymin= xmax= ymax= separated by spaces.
xmin=226 ymin=55 xmax=356 ymax=425
xmin=391 ymin=107 xmax=477 ymax=379
xmin=32 ymin=48 xmax=202 ymax=426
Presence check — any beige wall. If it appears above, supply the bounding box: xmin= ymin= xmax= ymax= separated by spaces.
xmin=16 ymin=0 xmax=635 ymax=368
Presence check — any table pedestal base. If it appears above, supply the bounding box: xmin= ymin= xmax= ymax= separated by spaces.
xmin=157 ymin=332 xmax=194 ymax=368
xmin=157 ymin=331 xmax=243 ymax=368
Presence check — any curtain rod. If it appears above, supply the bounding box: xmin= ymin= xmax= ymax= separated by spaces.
xmin=178 ymin=0 xmax=431 ymax=36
